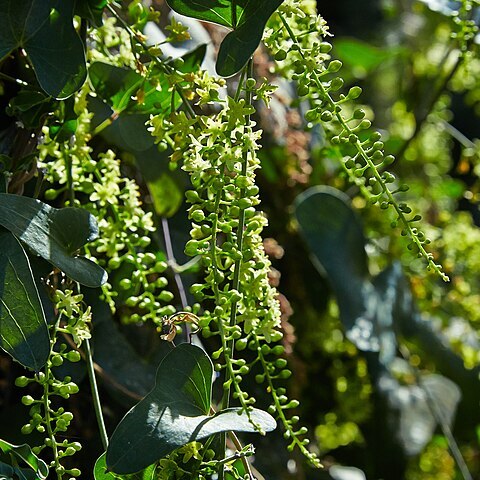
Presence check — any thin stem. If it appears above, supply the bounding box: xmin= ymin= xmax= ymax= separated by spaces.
xmin=228 ymin=432 xmax=255 ymax=480
xmin=254 ymin=333 xmax=321 ymax=468
xmin=161 ymin=217 xmax=189 ymax=319
xmin=43 ymin=316 xmax=63 ymax=479
xmin=84 ymin=338 xmax=109 ymax=450
xmin=232 ymin=0 xmax=238 ymax=27
xmin=92 ymin=112 xmax=119 ymax=137
xmin=225 ymin=57 xmax=254 ymax=375
xmin=441 ymin=120 xmax=475 ymax=148
xmin=0 ymin=71 xmax=30 ymax=87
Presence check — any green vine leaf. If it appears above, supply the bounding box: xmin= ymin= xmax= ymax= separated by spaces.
xmin=295 ymin=186 xmax=371 ymax=343
xmin=0 ymin=194 xmax=107 ymax=287
xmin=165 ymin=0 xmax=284 ymax=76
xmin=164 ymin=0 xmax=234 ymax=28
xmin=89 ymin=63 xmax=171 ymax=115
xmin=106 ymin=343 xmax=276 ymax=474
xmin=94 ymin=453 xmax=156 ymax=479
xmin=89 ymin=44 xmax=206 ymax=115
xmin=0 ymin=438 xmax=49 ymax=479
xmin=0 ymin=230 xmax=50 ymax=370
xmin=0 ymin=0 xmax=87 ymax=99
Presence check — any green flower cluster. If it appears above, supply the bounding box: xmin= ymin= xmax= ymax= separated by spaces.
xmin=38 ymin=100 xmax=175 ymax=324
xmin=150 ymin=60 xmax=320 ymax=463
xmin=16 ymin=289 xmax=86 ymax=480
xmin=264 ymin=1 xmax=449 ymax=281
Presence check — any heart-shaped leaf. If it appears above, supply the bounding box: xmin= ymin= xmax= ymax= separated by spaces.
xmin=0 ymin=231 xmax=50 ymax=370
xmin=106 ymin=343 xmax=276 ymax=474
xmin=295 ymin=186 xmax=374 ymax=348
xmin=0 ymin=438 xmax=49 ymax=479
xmin=0 ymin=194 xmax=107 ymax=287
xmin=216 ymin=0 xmax=284 ymax=77
xmin=166 ymin=0 xmax=284 ymax=76
xmin=0 ymin=0 xmax=86 ymax=99
xmin=378 ymin=371 xmax=461 ymax=455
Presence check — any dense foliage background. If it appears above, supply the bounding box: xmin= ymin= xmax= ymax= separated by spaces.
xmin=0 ymin=0 xmax=479 ymax=479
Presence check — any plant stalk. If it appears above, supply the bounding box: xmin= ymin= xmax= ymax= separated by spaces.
xmin=84 ymin=338 xmax=109 ymax=450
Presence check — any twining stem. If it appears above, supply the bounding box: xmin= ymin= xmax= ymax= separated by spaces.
xmin=0 ymin=71 xmax=29 ymax=86
xmin=161 ymin=217 xmax=189 ymax=310
xmin=84 ymin=338 xmax=109 ymax=450
xmin=278 ymin=12 xmax=449 ymax=282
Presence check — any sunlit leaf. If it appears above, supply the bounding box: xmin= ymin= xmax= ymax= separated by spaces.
xmin=166 ymin=0 xmax=285 ymax=76
xmin=0 ymin=438 xmax=49 ymax=479
xmin=0 ymin=194 xmax=107 ymax=287
xmin=94 ymin=453 xmax=156 ymax=480
xmin=89 ymin=63 xmax=171 ymax=115
xmin=106 ymin=343 xmax=276 ymax=474
xmin=0 ymin=231 xmax=50 ymax=370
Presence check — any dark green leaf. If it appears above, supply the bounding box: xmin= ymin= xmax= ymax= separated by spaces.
xmin=0 ymin=194 xmax=107 ymax=287
xmin=0 ymin=0 xmax=86 ymax=99
xmin=177 ymin=44 xmax=208 ymax=73
xmin=295 ymin=186 xmax=373 ymax=348
xmin=89 ymin=63 xmax=172 ymax=115
xmin=106 ymin=344 xmax=276 ymax=474
xmin=6 ymin=91 xmax=52 ymax=129
xmin=0 ymin=461 xmax=14 ymax=478
xmin=49 ymin=96 xmax=78 ymax=142
xmin=216 ymin=0 xmax=284 ymax=77
xmin=166 ymin=0 xmax=284 ymax=76
xmin=75 ymin=0 xmax=107 ymax=27
xmin=0 ymin=439 xmax=49 ymax=479
xmin=88 ymin=293 xmax=157 ymax=403
xmin=94 ymin=453 xmax=156 ymax=480
xmin=0 ymin=231 xmax=50 ymax=370
xmin=0 ymin=462 xmax=37 ymax=480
